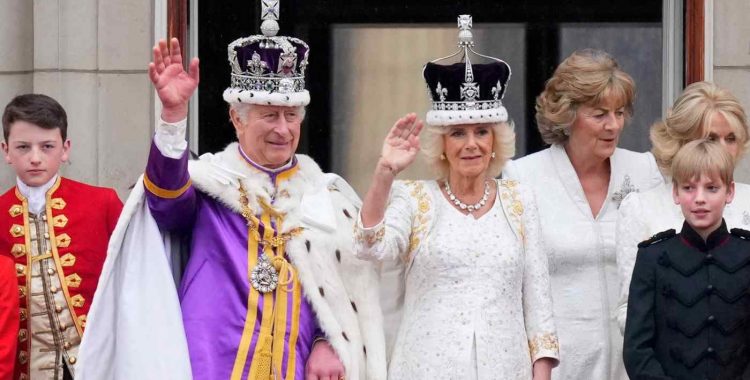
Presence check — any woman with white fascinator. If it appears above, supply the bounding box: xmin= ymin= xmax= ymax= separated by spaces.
xmin=354 ymin=15 xmax=559 ymax=380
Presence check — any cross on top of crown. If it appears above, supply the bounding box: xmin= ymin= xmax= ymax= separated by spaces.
xmin=457 ymin=15 xmax=474 ymax=47
xmin=262 ymin=0 xmax=279 ymax=20
xmin=458 ymin=15 xmax=472 ymax=31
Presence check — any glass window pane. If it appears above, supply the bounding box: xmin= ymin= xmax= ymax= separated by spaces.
xmin=560 ymin=23 xmax=663 ymax=153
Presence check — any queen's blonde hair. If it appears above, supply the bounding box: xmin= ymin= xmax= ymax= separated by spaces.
xmin=651 ymin=81 xmax=749 ymax=175
xmin=420 ymin=121 xmax=515 ymax=180
xmin=672 ymin=139 xmax=734 ymax=187
xmin=535 ymin=49 xmax=635 ymax=145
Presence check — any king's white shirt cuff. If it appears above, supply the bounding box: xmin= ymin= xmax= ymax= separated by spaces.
xmin=154 ymin=118 xmax=188 ymax=159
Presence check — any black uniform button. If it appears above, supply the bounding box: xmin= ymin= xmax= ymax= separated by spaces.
xmin=705 ymin=253 xmax=714 ymax=262
xmin=707 ymin=315 xmax=715 ymax=322
xmin=706 ymin=347 xmax=715 ymax=354
xmin=706 ymin=284 xmax=714 ymax=292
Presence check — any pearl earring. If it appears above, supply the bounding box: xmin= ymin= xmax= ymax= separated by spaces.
xmin=491 ymin=152 xmax=496 ymax=159
xmin=440 ymin=153 xmax=446 ymax=160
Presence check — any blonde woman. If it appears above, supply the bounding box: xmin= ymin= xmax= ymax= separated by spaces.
xmin=355 ymin=18 xmax=559 ymax=379
xmin=503 ymin=49 xmax=662 ymax=380
xmin=615 ymin=81 xmax=750 ymax=333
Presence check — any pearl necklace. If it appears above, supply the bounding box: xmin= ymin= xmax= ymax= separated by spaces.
xmin=444 ymin=180 xmax=490 ymax=213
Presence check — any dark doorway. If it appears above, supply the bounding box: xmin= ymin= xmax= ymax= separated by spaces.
xmin=197 ymin=1 xmax=661 ymax=172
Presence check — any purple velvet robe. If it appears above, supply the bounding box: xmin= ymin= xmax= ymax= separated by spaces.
xmin=144 ymin=142 xmax=321 ymax=380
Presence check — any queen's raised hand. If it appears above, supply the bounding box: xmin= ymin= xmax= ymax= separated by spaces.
xmin=379 ymin=113 xmax=424 ymax=175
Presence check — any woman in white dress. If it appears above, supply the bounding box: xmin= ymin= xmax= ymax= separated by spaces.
xmin=615 ymin=81 xmax=750 ymax=332
xmin=503 ymin=49 xmax=663 ymax=380
xmin=354 ymin=16 xmax=559 ymax=380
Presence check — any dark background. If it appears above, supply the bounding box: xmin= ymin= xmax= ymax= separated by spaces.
xmin=197 ymin=1 xmax=661 ymax=171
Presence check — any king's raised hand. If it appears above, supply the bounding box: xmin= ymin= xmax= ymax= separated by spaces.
xmin=379 ymin=113 xmax=424 ymax=176
xmin=148 ymin=38 xmax=200 ymax=123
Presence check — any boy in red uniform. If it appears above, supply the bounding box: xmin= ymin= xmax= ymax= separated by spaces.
xmin=0 ymin=94 xmax=123 ymax=380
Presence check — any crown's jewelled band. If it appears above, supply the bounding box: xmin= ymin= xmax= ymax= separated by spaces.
xmin=230 ymin=74 xmax=305 ymax=94
xmin=431 ymin=100 xmax=504 ymax=111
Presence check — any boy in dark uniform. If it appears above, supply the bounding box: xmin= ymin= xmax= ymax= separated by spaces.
xmin=624 ymin=139 xmax=750 ymax=380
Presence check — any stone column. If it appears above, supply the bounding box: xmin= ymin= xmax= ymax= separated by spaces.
xmin=0 ymin=0 xmax=154 ymax=198
xmin=713 ymin=0 xmax=750 ymax=182
xmin=0 ymin=0 xmax=34 ymax=187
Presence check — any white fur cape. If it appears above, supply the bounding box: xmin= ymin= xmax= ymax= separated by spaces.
xmin=77 ymin=144 xmax=386 ymax=380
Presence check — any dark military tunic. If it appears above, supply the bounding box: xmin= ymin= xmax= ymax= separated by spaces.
xmin=624 ymin=220 xmax=750 ymax=380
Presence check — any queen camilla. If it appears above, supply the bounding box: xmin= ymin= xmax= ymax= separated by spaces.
xmin=354 ymin=15 xmax=559 ymax=380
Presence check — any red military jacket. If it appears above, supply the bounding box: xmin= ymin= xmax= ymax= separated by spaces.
xmin=0 ymin=255 xmax=19 ymax=380
xmin=0 ymin=177 xmax=122 ymax=379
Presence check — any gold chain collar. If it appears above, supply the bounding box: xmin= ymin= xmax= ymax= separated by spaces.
xmin=238 ymin=182 xmax=304 ymax=247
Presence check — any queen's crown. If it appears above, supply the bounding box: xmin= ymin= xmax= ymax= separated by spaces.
xmin=423 ymin=15 xmax=512 ymax=126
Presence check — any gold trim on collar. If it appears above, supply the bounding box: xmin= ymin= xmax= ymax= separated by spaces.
xmin=143 ymin=173 xmax=192 ymax=199
xmin=49 ymin=176 xmax=61 ymax=191
xmin=14 ymin=187 xmax=24 ymax=202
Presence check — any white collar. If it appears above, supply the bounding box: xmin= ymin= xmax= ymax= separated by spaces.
xmin=238 ymin=145 xmax=294 ymax=174
xmin=188 ymin=143 xmax=324 ymax=233
xmin=550 ymin=144 xmax=619 ymax=220
xmin=17 ymin=175 xmax=58 ymax=215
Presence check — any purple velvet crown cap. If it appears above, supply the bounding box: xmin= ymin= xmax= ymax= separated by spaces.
xmin=222 ymin=34 xmax=310 ymax=107
xmin=234 ymin=40 xmax=308 ymax=77
xmin=422 ymin=60 xmax=511 ymax=126
xmin=424 ymin=61 xmax=510 ymax=102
